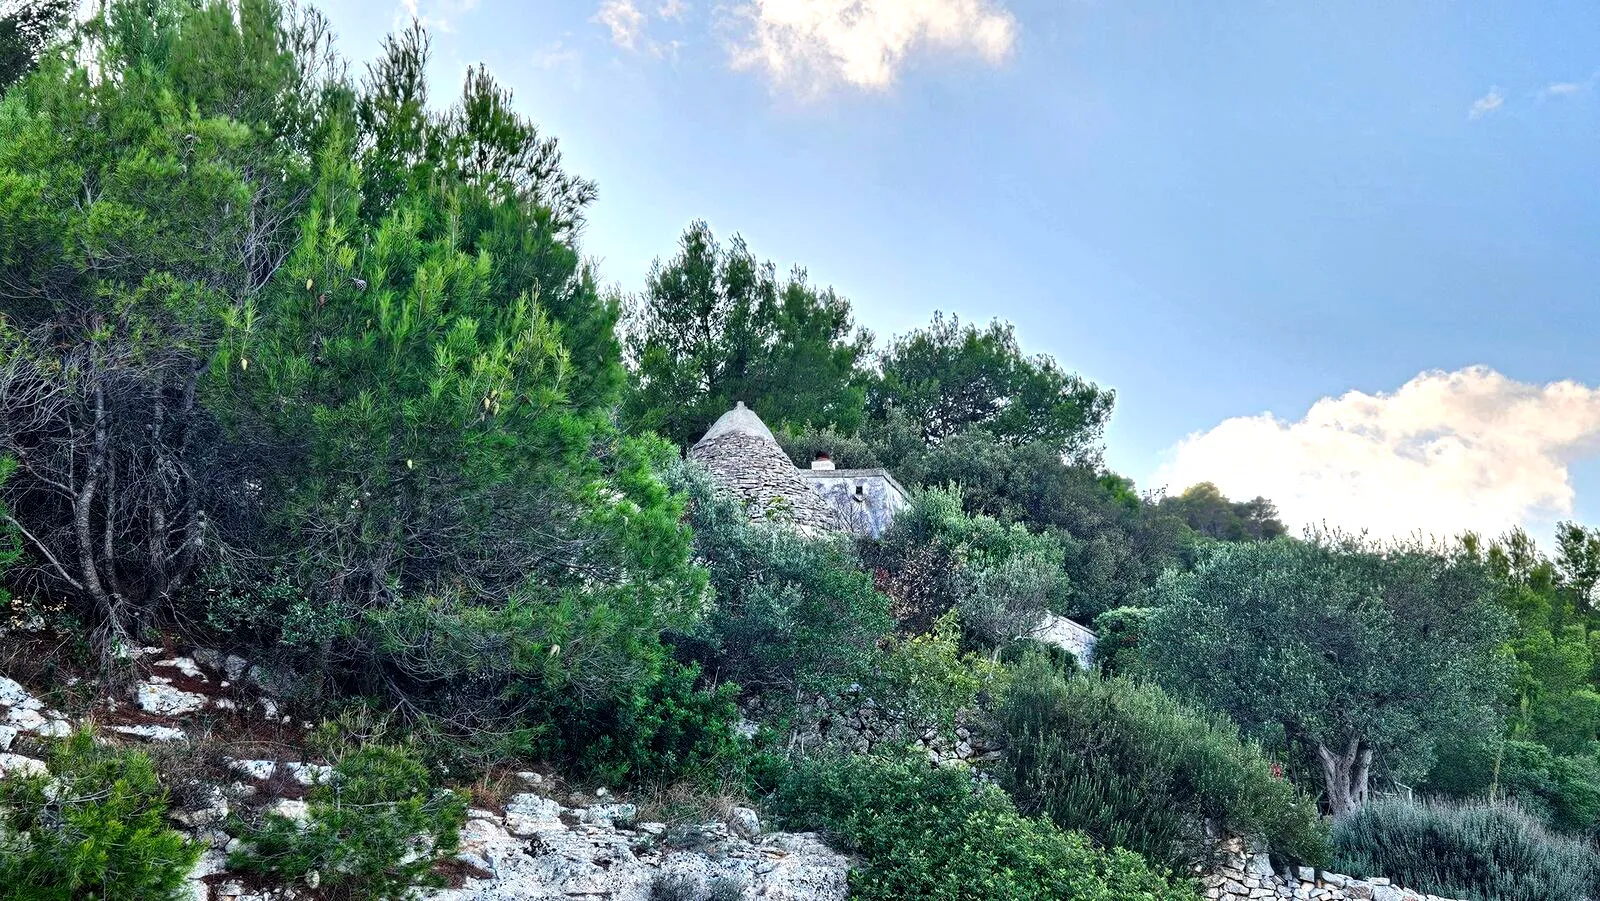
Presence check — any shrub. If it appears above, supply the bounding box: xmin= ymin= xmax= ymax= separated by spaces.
xmin=865 ymin=487 xmax=1070 ymax=638
xmin=1331 ymin=797 xmax=1600 ymax=901
xmin=566 ymin=659 xmax=747 ymax=786
xmin=0 ymin=457 xmax=18 ymax=594
xmin=768 ymin=754 xmax=1195 ymax=901
xmin=1427 ymin=738 xmax=1600 ymax=834
xmin=0 ymin=729 xmax=200 ymax=901
xmin=957 ymin=549 xmax=1062 ymax=650
xmin=996 ymin=654 xmax=1328 ymax=871
xmin=673 ymin=460 xmax=893 ymax=697
xmin=364 ymin=584 xmax=745 ymax=785
xmin=1090 ymin=605 xmax=1153 ymax=675
xmin=874 ymin=610 xmax=1007 ymax=729
xmin=230 ymin=744 xmax=467 ymax=900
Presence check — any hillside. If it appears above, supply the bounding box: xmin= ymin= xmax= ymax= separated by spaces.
xmin=1 ymin=4 xmax=1599 ymax=901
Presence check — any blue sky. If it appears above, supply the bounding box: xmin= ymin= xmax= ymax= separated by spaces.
xmin=316 ymin=0 xmax=1600 ymax=540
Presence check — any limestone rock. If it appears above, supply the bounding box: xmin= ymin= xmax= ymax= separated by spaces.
xmin=137 ymin=681 xmax=207 ymax=716
xmin=111 ymin=723 xmax=189 ymax=743
xmin=581 ymin=802 xmax=638 ymax=827
xmin=728 ymin=805 xmax=761 ymax=840
xmin=504 ymin=793 xmax=566 ymax=836
xmin=269 ymin=798 xmax=310 ymax=822
xmin=0 ymin=676 xmax=38 ymax=709
xmin=0 ymin=752 xmax=48 ymax=777
xmin=283 ymin=761 xmax=332 ymax=786
xmin=229 ymin=758 xmax=278 ymax=781
xmin=154 ymin=657 xmax=208 ymax=680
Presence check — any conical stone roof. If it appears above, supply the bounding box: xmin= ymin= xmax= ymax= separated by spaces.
xmin=688 ymin=403 xmax=841 ymax=532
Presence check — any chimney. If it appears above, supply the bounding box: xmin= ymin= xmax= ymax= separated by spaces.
xmin=811 ymin=451 xmax=835 ymax=471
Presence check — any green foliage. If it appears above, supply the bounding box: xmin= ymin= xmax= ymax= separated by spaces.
xmin=623 ymin=220 xmax=872 ymax=449
xmin=768 ymin=754 xmax=1195 ymax=901
xmin=1141 ymin=537 xmax=1514 ymax=815
xmin=1427 ymin=738 xmax=1600 ymax=834
xmin=786 ymin=421 xmax=1191 ymax=620
xmin=673 ymin=460 xmax=893 ymax=696
xmin=1155 ymin=482 xmax=1285 ymax=542
xmin=0 ymin=0 xmax=342 ymax=650
xmin=870 ymin=312 xmax=1114 ymax=457
xmin=365 ymin=588 xmax=742 ymax=785
xmin=230 ymin=744 xmax=467 ymax=900
xmin=189 ymin=562 xmax=332 ymax=651
xmin=0 ymin=729 xmax=200 ymax=901
xmin=0 ymin=0 xmax=69 ymax=96
xmin=1090 ymin=606 xmax=1153 ymax=675
xmin=195 ymin=21 xmax=714 ymax=784
xmin=1492 ymin=742 xmax=1600 ymax=834
xmin=569 ymin=659 xmax=746 ymax=786
xmin=996 ymin=654 xmax=1328 ymax=871
xmin=867 ymin=486 xmax=1069 ymax=638
xmin=1554 ymin=522 xmax=1600 ymax=613
xmin=0 ymin=456 xmax=19 ymax=603
xmin=1330 ymin=797 xmax=1600 ymax=901
xmin=875 ymin=611 xmax=1007 ymax=729
xmin=1477 ymin=529 xmax=1600 ymax=758
xmin=218 ymin=126 xmax=669 ymax=618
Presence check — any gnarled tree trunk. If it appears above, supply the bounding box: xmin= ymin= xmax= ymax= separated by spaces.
xmin=1316 ymin=736 xmax=1373 ymax=817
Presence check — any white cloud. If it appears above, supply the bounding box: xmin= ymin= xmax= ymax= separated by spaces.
xmin=727 ymin=0 xmax=1017 ymax=95
xmin=394 ymin=0 xmax=479 ymax=32
xmin=596 ymin=0 xmax=647 ymax=50
xmin=1468 ymin=87 xmax=1504 ymax=119
xmin=658 ymin=0 xmax=688 ymax=20
xmin=1540 ymin=74 xmax=1598 ymax=99
xmin=1153 ymin=367 xmax=1600 ymax=540
xmin=535 ymin=39 xmax=582 ymax=71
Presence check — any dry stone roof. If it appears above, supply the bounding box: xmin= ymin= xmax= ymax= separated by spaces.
xmin=689 ymin=403 xmax=841 ymax=532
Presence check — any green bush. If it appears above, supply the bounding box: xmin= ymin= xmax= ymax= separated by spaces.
xmin=1427 ymin=738 xmax=1600 ymax=834
xmin=0 ymin=729 xmax=200 ymax=901
xmin=230 ymin=744 xmax=467 ymax=900
xmin=1090 ymin=605 xmax=1153 ymax=675
xmin=673 ymin=460 xmax=893 ymax=697
xmin=1331 ymin=797 xmax=1600 ymax=901
xmin=768 ymin=754 xmax=1194 ymax=901
xmin=565 ymin=659 xmax=747 ymax=786
xmin=366 ymin=587 xmax=744 ymax=785
xmin=873 ymin=610 xmax=1007 ymax=729
xmin=0 ymin=457 xmax=18 ymax=592
xmin=865 ymin=486 xmax=1070 ymax=638
xmin=996 ymin=654 xmax=1328 ymax=871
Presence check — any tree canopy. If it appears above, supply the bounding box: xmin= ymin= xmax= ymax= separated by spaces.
xmin=623 ymin=221 xmax=871 ymax=449
xmin=1141 ymin=538 xmax=1513 ymax=815
xmin=0 ymin=0 xmax=69 ymax=97
xmin=871 ymin=312 xmax=1114 ymax=458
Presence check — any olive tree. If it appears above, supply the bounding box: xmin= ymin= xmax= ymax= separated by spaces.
xmin=1141 ymin=537 xmax=1513 ymax=815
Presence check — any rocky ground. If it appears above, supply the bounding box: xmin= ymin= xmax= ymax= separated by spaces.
xmin=0 ymin=646 xmax=851 ymax=901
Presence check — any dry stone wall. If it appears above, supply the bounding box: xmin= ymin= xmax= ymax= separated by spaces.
xmin=744 ymin=687 xmax=1005 ymax=768
xmin=1205 ymin=836 xmax=1464 ymax=901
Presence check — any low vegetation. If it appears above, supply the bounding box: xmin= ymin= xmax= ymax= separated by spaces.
xmin=3 ymin=3 xmax=1600 ymax=900
xmin=768 ymin=754 xmax=1196 ymax=901
xmin=997 ymin=654 xmax=1328 ymax=871
xmin=0 ymin=730 xmax=200 ymax=901
xmin=1331 ymin=798 xmax=1600 ymax=901
xmin=229 ymin=744 xmax=467 ymax=900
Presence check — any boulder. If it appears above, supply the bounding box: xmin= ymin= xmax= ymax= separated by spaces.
xmin=136 ymin=681 xmax=207 ymax=716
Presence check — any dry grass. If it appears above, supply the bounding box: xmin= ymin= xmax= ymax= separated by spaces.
xmin=631 ymin=778 xmax=751 ymax=829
